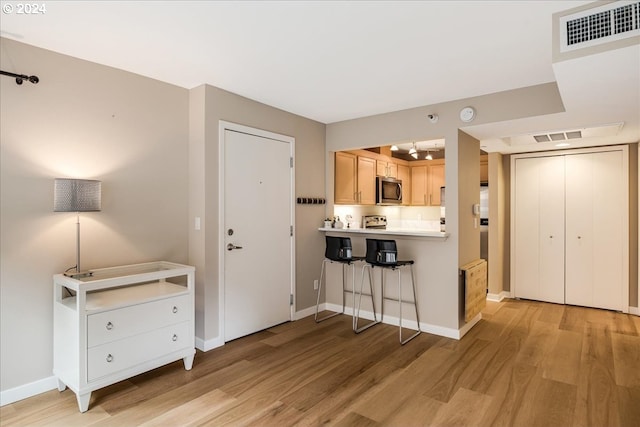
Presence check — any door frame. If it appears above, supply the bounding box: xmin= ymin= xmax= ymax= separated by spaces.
xmin=510 ymin=145 xmax=629 ymax=313
xmin=218 ymin=120 xmax=296 ymax=342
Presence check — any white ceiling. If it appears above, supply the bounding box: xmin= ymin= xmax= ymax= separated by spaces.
xmin=1 ymin=1 xmax=638 ymax=153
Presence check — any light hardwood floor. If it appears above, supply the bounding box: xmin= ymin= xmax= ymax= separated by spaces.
xmin=1 ymin=299 xmax=639 ymax=426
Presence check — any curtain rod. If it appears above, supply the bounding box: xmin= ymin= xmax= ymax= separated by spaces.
xmin=1 ymin=70 xmax=39 ymax=85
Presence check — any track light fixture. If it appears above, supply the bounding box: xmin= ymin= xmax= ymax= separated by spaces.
xmin=409 ymin=142 xmax=418 ymax=159
xmin=1 ymin=70 xmax=39 ymax=85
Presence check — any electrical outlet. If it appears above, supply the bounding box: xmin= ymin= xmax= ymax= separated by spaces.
xmin=313 ymin=279 xmax=319 ymax=290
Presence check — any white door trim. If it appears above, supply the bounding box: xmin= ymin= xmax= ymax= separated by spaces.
xmin=218 ymin=120 xmax=296 ymax=342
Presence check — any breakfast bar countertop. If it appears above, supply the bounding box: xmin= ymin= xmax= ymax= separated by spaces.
xmin=318 ymin=227 xmax=449 ymax=239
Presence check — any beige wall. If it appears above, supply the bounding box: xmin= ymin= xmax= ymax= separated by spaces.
xmin=325 ymin=84 xmax=565 ymax=330
xmin=189 ymin=85 xmax=326 ymax=346
xmin=0 ymin=38 xmax=189 ymax=392
xmin=487 ymin=152 xmax=507 ymax=296
xmin=457 ymin=131 xmax=481 ymax=267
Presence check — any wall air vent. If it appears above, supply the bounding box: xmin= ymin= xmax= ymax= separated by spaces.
xmin=560 ymin=1 xmax=640 ymax=52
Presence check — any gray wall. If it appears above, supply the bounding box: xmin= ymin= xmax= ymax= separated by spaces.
xmin=189 ymin=85 xmax=326 ymax=346
xmin=0 ymin=38 xmax=189 ymax=392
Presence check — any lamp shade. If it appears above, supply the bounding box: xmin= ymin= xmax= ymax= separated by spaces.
xmin=54 ymin=179 xmax=101 ymax=212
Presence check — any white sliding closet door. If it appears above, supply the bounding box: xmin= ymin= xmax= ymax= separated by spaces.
xmin=565 ymin=150 xmax=625 ymax=311
xmin=513 ymin=156 xmax=565 ymax=304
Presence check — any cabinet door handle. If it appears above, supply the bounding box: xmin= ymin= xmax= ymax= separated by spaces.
xmin=106 ymin=322 xmax=113 ymax=330
xmin=172 ymin=306 xmax=178 ymax=314
xmin=172 ymin=334 xmax=178 ymax=342
xmin=106 ymin=354 xmax=113 ymax=363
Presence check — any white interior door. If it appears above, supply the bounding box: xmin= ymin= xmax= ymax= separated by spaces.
xmin=513 ymin=156 xmax=565 ymax=304
xmin=565 ymin=151 xmax=624 ymax=310
xmin=223 ymin=128 xmax=293 ymax=342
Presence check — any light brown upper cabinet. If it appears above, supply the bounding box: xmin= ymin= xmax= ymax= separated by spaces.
xmin=480 ymin=155 xmax=488 ymax=183
xmin=410 ymin=160 xmax=445 ymax=206
xmin=357 ymin=156 xmax=376 ymax=205
xmin=376 ymin=160 xmax=397 ymax=178
xmin=396 ymin=164 xmax=411 ymax=205
xmin=334 ymin=151 xmax=376 ymax=205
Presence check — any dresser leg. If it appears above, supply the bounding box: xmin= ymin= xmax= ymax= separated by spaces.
xmin=77 ymin=392 xmax=91 ymax=412
xmin=183 ymin=354 xmax=194 ymax=370
xmin=56 ymin=379 xmax=67 ymax=392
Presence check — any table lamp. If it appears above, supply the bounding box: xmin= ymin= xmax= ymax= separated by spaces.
xmin=54 ymin=178 xmax=101 ymax=278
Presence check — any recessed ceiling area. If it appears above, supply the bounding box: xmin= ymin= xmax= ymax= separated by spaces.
xmin=0 ymin=1 xmax=638 ymax=154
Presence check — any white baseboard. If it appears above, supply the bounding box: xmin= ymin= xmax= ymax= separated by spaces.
xmin=0 ymin=375 xmax=58 ymax=407
xmin=294 ymin=304 xmax=318 ymax=320
xmin=487 ymin=291 xmax=511 ymax=302
xmin=195 ymin=335 xmax=224 ymax=352
xmin=324 ymin=303 xmax=466 ymax=340
xmin=630 ymin=306 xmax=640 ymax=316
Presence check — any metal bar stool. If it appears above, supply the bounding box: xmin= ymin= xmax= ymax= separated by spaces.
xmin=315 ymin=236 xmax=378 ymax=333
xmin=356 ymin=238 xmax=421 ymax=344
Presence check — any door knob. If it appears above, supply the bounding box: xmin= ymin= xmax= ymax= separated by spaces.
xmin=227 ymin=243 xmax=243 ymax=251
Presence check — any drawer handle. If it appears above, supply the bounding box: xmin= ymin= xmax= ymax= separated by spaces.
xmin=106 ymin=354 xmax=113 ymax=363
xmin=106 ymin=322 xmax=113 ymax=330
xmin=172 ymin=306 xmax=178 ymax=314
xmin=172 ymin=334 xmax=178 ymax=342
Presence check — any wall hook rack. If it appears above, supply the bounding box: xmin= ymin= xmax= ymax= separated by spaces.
xmin=1 ymin=70 xmax=39 ymax=85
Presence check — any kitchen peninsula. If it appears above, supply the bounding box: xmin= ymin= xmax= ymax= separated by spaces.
xmin=318 ymin=226 xmax=448 ymax=239
xmin=317 ymin=226 xmax=479 ymax=340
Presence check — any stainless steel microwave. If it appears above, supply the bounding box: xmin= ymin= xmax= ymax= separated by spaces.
xmin=376 ymin=176 xmax=402 ymax=205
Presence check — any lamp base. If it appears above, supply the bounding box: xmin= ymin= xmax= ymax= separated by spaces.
xmin=64 ymin=271 xmax=94 ymax=279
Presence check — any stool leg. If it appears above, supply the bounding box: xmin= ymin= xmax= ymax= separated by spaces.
xmin=315 ymin=259 xmax=340 ymax=323
xmin=399 ymin=265 xmax=420 ymax=345
xmin=411 ymin=265 xmax=421 ymax=327
xmin=380 ymin=268 xmax=385 ymax=322
xmin=354 ymin=264 xmax=379 ymax=333
xmin=341 ymin=263 xmax=347 ymax=314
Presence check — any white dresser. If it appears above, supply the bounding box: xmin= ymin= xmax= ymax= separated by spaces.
xmin=53 ymin=261 xmax=195 ymax=412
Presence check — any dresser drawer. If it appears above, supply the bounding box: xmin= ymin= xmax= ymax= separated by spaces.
xmin=87 ymin=294 xmax=190 ymax=348
xmin=87 ymin=321 xmax=190 ymax=382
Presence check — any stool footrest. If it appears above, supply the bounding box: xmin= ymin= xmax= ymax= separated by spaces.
xmin=382 ymin=296 xmax=418 ymax=305
xmin=315 ymin=310 xmax=341 ymax=323
xmin=354 ymin=319 xmax=380 ymax=334
xmin=400 ymin=329 xmax=421 ymax=345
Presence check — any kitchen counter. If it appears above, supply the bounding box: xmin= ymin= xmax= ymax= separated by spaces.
xmin=318 ymin=227 xmax=448 ymax=239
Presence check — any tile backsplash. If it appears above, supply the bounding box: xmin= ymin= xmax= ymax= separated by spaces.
xmin=332 ymin=205 xmax=441 ymax=230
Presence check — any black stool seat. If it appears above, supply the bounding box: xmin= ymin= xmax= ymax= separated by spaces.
xmin=316 ymin=236 xmax=378 ymax=332
xmin=356 ymin=238 xmax=421 ymax=344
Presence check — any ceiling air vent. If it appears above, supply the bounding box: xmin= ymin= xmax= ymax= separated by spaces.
xmin=532 ymin=130 xmax=582 ymax=143
xmin=560 ymin=1 xmax=640 ymax=52
xmin=510 ymin=123 xmax=623 ymax=146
